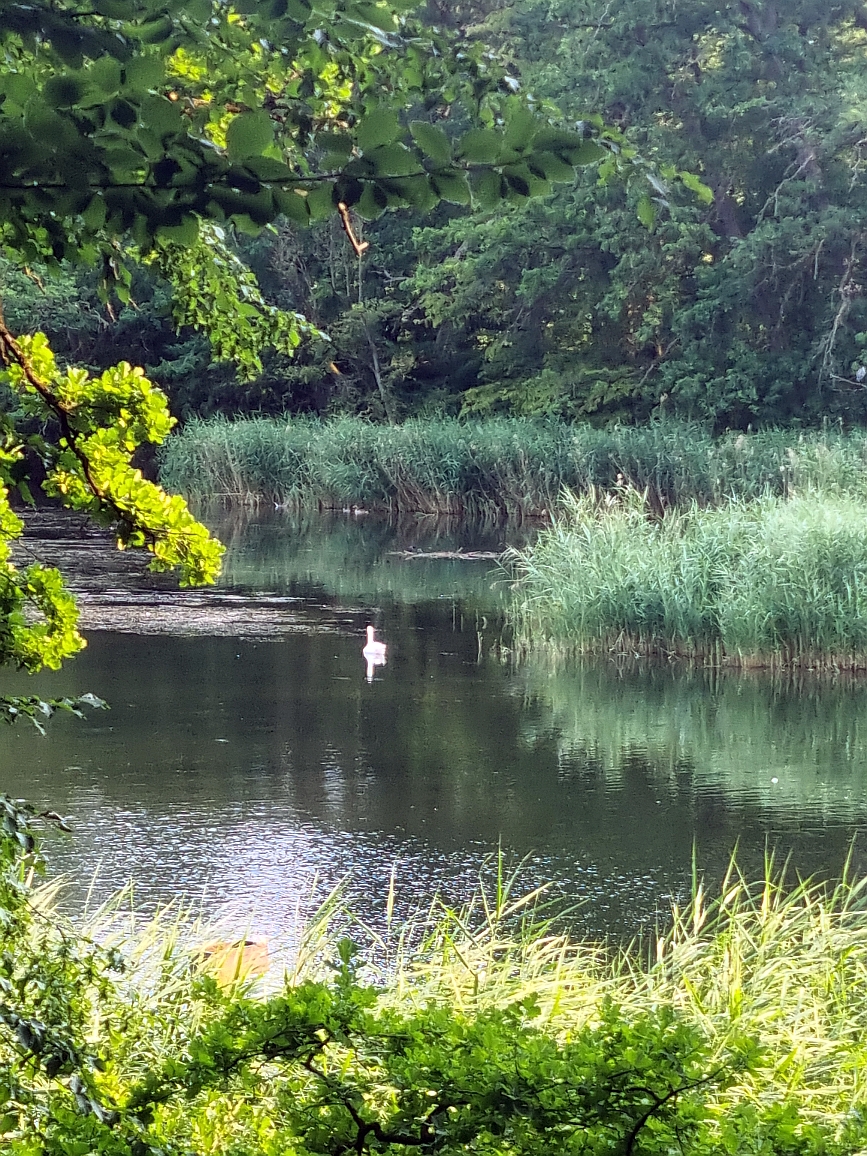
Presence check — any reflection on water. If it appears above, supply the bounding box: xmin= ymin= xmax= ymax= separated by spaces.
xmin=0 ymin=509 xmax=865 ymax=938
xmin=520 ymin=661 xmax=867 ymax=821
xmin=213 ymin=506 xmax=527 ymax=608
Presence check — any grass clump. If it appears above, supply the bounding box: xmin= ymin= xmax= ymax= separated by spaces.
xmin=511 ymin=490 xmax=867 ymax=667
xmin=159 ymin=416 xmax=867 ymax=515
xmin=394 ymin=858 xmax=867 ymax=1149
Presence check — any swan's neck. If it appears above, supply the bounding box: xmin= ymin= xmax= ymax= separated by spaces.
xmin=366 ymin=626 xmax=376 ymax=642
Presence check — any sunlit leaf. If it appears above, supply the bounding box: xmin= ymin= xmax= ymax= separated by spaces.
xmin=636 ymin=193 xmax=657 ymax=230
xmin=226 ymin=112 xmax=274 ymax=161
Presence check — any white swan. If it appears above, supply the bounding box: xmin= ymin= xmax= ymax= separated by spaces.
xmin=362 ymin=625 xmax=387 ymax=682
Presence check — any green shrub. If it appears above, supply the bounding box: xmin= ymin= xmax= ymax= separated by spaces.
xmin=5 ymin=801 xmax=867 ymax=1155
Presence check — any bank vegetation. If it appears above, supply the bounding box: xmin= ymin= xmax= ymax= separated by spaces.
xmin=160 ymin=416 xmax=867 ymax=516
xmin=7 ymin=796 xmax=867 ymax=1156
xmin=511 ymin=490 xmax=867 ymax=669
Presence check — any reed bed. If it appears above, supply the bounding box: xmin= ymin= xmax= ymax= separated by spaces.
xmin=159 ymin=416 xmax=867 ymax=515
xmin=511 ymin=490 xmax=867 ymax=667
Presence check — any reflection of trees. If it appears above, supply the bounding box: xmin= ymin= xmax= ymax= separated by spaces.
xmin=4 ymin=624 xmax=866 ymax=887
xmin=3 ymin=512 xmax=867 ymax=920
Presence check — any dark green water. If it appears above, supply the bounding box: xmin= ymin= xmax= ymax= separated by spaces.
xmin=3 ymin=509 xmax=867 ymax=940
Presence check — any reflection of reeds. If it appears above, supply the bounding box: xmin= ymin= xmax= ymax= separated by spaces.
xmin=160 ymin=416 xmax=867 ymax=514
xmin=512 ymin=491 xmax=867 ymax=668
xmin=516 ymin=658 xmax=867 ymax=818
xmin=207 ymin=505 xmax=518 ymax=607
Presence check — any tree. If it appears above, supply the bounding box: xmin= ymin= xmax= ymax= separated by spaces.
xmin=394 ymin=0 xmax=867 ymax=427
xmin=0 ymin=0 xmax=629 ymax=269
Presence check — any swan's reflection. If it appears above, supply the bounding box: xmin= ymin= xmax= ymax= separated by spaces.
xmin=362 ymin=625 xmax=387 ymax=683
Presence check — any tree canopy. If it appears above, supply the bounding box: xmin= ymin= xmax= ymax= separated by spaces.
xmin=47 ymin=0 xmax=859 ymax=428
xmin=0 ymin=0 xmax=627 ymax=271
xmin=397 ymin=0 xmax=867 ymax=425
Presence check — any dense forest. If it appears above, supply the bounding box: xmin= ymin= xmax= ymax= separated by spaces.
xmin=6 ymin=0 xmax=867 ymax=429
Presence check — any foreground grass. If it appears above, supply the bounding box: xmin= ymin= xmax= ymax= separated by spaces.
xmin=511 ymin=490 xmax=867 ymax=667
xmin=159 ymin=415 xmax=867 ymax=515
xmin=391 ymin=860 xmax=867 ymax=1138
xmin=14 ymin=857 xmax=867 ymax=1155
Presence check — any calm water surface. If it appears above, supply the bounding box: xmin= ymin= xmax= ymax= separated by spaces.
xmin=3 ymin=508 xmax=867 ymax=939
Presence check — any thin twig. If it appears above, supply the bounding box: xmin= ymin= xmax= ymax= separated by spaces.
xmin=337 ymin=202 xmax=370 ymax=257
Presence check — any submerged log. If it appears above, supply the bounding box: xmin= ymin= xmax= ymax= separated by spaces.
xmin=387 ymin=550 xmax=504 ymax=561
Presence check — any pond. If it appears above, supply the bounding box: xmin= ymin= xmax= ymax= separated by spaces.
xmin=2 ymin=507 xmax=867 ymax=941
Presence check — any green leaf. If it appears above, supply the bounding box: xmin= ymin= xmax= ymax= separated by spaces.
xmin=533 ymin=128 xmax=585 ymax=152
xmin=357 ymin=183 xmax=388 ymax=219
xmin=470 ymin=168 xmax=505 ymax=208
xmin=139 ymin=94 xmax=181 ymax=135
xmin=357 ymin=108 xmax=402 ymax=152
xmin=636 ymin=194 xmax=657 ymax=230
xmin=123 ymin=56 xmax=165 ymax=90
xmin=516 ymin=166 xmax=550 ymax=197
xmin=306 ymin=184 xmax=335 ymax=219
xmin=89 ymin=55 xmax=123 ymax=94
xmin=156 ymin=217 xmax=200 ymax=246
xmin=316 ymin=132 xmax=353 ymax=158
xmin=385 ymin=174 xmax=437 ymax=211
xmin=345 ymin=0 xmax=397 ymax=32
xmin=0 ymin=73 xmax=37 ymax=106
xmin=103 ymin=146 xmax=146 ymax=178
xmin=93 ymin=0 xmax=135 ymax=15
xmin=43 ymin=75 xmax=88 ymax=108
xmin=430 ymin=170 xmax=470 ymax=205
xmin=82 ymin=195 xmax=107 ymax=231
xmin=679 ymin=170 xmax=714 ymax=205
xmin=569 ymin=140 xmax=607 ymax=166
xmin=274 ymin=187 xmax=310 ymax=223
xmin=527 ymin=150 xmax=575 ymax=183
xmin=503 ymin=103 xmax=536 ymax=153
xmin=284 ymin=0 xmax=312 ymax=19
xmin=226 ymin=111 xmax=275 ymax=161
xmin=182 ymin=0 xmax=212 ymax=19
xmin=409 ymin=120 xmax=452 ymax=165
xmin=458 ymin=128 xmax=501 ymax=165
xmin=364 ymin=143 xmax=418 ymax=177
xmin=138 ymin=15 xmax=174 ymax=44
xmin=244 ymin=156 xmax=296 ymax=181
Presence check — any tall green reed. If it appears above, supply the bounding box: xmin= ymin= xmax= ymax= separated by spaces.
xmin=511 ymin=490 xmax=867 ymax=666
xmin=159 ymin=417 xmax=867 ymax=515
